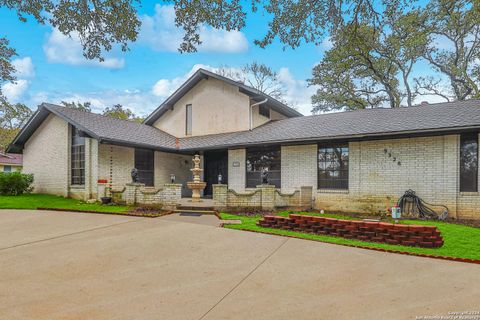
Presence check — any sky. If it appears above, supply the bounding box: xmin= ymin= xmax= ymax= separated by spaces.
xmin=0 ymin=1 xmax=333 ymax=117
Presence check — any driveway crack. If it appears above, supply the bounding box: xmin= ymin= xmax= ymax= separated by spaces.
xmin=0 ymin=218 xmax=145 ymax=252
xmin=198 ymin=237 xmax=290 ymax=320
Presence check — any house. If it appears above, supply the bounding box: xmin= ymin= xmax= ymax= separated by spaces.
xmin=7 ymin=68 xmax=480 ymax=219
xmin=0 ymin=152 xmax=22 ymax=172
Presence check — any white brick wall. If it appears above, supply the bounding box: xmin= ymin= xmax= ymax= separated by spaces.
xmin=281 ymin=144 xmax=317 ymax=192
xmin=23 ymin=114 xmax=69 ymax=196
xmin=315 ymin=135 xmax=468 ymax=218
xmin=227 ymin=136 xmax=480 ymax=219
xmin=98 ymin=144 xmax=134 ymax=191
xmin=228 ymin=149 xmax=246 ymax=191
xmin=154 ymin=151 xmax=192 ymax=197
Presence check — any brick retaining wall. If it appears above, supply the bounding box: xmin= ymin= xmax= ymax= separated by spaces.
xmin=257 ymin=214 xmax=444 ymax=248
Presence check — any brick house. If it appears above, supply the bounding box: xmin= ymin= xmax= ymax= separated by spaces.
xmin=7 ymin=69 xmax=480 ymax=219
xmin=0 ymin=152 xmax=22 ymax=172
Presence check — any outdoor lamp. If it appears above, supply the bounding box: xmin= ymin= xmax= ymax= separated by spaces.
xmin=170 ymin=174 xmax=175 ymax=183
xmin=218 ymin=173 xmax=222 ymax=184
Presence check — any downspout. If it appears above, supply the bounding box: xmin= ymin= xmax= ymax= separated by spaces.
xmin=249 ymin=98 xmax=268 ymax=130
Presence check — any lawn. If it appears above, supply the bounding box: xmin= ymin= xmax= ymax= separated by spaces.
xmin=0 ymin=194 xmax=130 ymax=214
xmin=220 ymin=211 xmax=480 ymax=261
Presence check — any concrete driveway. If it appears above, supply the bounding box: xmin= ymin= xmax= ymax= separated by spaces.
xmin=0 ymin=210 xmax=479 ymax=320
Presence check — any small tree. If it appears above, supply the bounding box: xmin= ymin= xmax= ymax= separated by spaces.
xmin=60 ymin=101 xmax=92 ymax=112
xmin=103 ymin=104 xmax=135 ymax=120
xmin=0 ymin=97 xmax=32 ymax=151
xmin=216 ymin=62 xmax=289 ymax=105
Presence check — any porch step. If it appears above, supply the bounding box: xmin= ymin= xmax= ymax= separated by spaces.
xmin=173 ymin=209 xmax=217 ymax=215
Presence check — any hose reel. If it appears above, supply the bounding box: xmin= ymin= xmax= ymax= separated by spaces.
xmin=397 ymin=189 xmax=448 ymax=221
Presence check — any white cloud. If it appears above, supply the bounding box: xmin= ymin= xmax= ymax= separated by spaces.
xmin=29 ymin=89 xmax=159 ymax=117
xmin=278 ymin=68 xmax=317 ymax=115
xmin=43 ymin=29 xmax=125 ymax=69
xmin=139 ymin=4 xmax=248 ymax=53
xmin=12 ymin=57 xmax=35 ymax=78
xmin=152 ymin=64 xmax=217 ymax=97
xmin=2 ymin=80 xmax=30 ymax=102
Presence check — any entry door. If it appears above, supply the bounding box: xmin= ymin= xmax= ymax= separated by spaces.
xmin=204 ymin=150 xmax=228 ymax=196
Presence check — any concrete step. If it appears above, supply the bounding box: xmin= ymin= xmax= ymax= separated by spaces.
xmin=173 ymin=209 xmax=217 ymax=215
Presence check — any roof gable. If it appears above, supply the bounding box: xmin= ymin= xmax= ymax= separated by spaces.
xmin=143 ymin=68 xmax=303 ymax=125
xmin=8 ymin=100 xmax=480 ymax=154
xmin=7 ymin=103 xmax=178 ymax=153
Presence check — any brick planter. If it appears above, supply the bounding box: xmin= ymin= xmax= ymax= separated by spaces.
xmin=257 ymin=214 xmax=444 ymax=248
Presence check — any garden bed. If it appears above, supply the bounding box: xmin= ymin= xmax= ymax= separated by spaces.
xmin=0 ymin=194 xmax=171 ymax=217
xmin=220 ymin=211 xmax=480 ymax=263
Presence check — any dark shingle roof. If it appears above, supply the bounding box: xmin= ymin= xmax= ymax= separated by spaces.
xmin=179 ymin=100 xmax=480 ymax=150
xmin=44 ymin=104 xmax=178 ymax=150
xmin=8 ymin=103 xmax=178 ymax=153
xmin=8 ymin=100 xmax=480 ymax=153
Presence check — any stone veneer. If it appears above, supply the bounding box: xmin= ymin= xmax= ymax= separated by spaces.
xmin=213 ymin=184 xmax=313 ymax=210
xmin=124 ymin=183 xmax=182 ymax=210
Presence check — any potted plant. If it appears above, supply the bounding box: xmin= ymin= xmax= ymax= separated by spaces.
xmin=99 ymin=179 xmax=112 ymax=205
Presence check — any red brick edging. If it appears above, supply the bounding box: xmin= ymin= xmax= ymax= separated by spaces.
xmin=258 ymin=214 xmax=444 ymax=248
xmin=219 ymin=223 xmax=480 ymax=265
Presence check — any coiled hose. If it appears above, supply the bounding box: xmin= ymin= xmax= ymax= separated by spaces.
xmin=397 ymin=189 xmax=449 ymax=220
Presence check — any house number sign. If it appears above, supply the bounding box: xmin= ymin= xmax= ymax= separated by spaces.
xmin=232 ymin=161 xmax=240 ymax=167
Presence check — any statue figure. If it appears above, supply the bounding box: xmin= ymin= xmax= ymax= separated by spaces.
xmin=261 ymin=168 xmax=269 ymax=184
xmin=131 ymin=168 xmax=139 ymax=183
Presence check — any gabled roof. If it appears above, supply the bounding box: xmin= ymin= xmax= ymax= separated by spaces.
xmin=178 ymin=100 xmax=480 ymax=150
xmin=8 ymin=100 xmax=480 ymax=154
xmin=0 ymin=152 xmax=22 ymax=165
xmin=7 ymin=103 xmax=178 ymax=153
xmin=143 ymin=68 xmax=303 ymax=125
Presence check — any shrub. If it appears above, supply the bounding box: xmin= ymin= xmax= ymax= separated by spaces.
xmin=0 ymin=172 xmax=34 ymax=195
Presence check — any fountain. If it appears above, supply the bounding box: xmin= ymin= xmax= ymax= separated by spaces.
xmin=187 ymin=154 xmax=207 ymax=202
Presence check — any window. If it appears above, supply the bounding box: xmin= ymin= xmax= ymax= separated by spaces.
xmin=3 ymin=165 xmax=12 ymax=172
xmin=71 ymin=126 xmax=85 ymax=185
xmin=186 ymin=104 xmax=192 ymax=135
xmin=259 ymin=105 xmax=270 ymax=118
xmin=460 ymin=133 xmax=478 ymax=192
xmin=135 ymin=148 xmax=154 ymax=186
xmin=246 ymin=146 xmax=281 ymax=188
xmin=318 ymin=144 xmax=349 ymax=189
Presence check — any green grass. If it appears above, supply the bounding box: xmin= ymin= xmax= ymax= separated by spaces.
xmin=220 ymin=211 xmax=480 ymax=261
xmin=0 ymin=194 xmax=130 ymax=214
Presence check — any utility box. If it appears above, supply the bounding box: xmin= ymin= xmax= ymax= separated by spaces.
xmin=392 ymin=206 xmax=401 ymax=219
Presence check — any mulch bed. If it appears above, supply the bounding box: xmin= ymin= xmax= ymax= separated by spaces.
xmin=37 ymin=207 xmax=173 ymax=218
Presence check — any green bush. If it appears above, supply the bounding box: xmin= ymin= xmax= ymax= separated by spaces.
xmin=0 ymin=172 xmax=34 ymax=195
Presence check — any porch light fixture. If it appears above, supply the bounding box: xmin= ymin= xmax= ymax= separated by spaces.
xmin=218 ymin=173 xmax=222 ymax=184
xmin=170 ymin=174 xmax=176 ymax=183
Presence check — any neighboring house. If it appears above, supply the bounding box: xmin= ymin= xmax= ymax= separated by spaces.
xmin=7 ymin=68 xmax=480 ymax=219
xmin=0 ymin=152 xmax=22 ymax=172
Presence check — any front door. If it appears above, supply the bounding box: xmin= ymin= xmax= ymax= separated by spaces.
xmin=204 ymin=150 xmax=228 ymax=197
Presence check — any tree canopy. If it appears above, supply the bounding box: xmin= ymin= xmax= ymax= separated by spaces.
xmin=310 ymin=0 xmax=480 ymax=112
xmin=1 ymin=0 xmax=479 ymax=115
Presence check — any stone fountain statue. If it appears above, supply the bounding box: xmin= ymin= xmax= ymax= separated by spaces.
xmin=187 ymin=154 xmax=207 ymax=202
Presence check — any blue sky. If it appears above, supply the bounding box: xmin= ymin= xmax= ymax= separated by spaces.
xmin=0 ymin=1 xmax=328 ymax=116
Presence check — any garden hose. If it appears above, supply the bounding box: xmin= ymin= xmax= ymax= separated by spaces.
xmin=397 ymin=189 xmax=449 ymax=221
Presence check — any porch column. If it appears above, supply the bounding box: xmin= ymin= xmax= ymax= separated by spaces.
xmin=258 ymin=185 xmax=276 ymax=210
xmin=125 ymin=182 xmax=144 ymax=205
xmin=213 ymin=184 xmax=228 ymax=209
xmin=300 ymin=186 xmax=313 ymax=209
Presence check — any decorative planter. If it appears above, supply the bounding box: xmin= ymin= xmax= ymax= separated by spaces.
xmin=257 ymin=214 xmax=444 ymax=248
xmin=101 ymin=197 xmax=112 ymax=205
